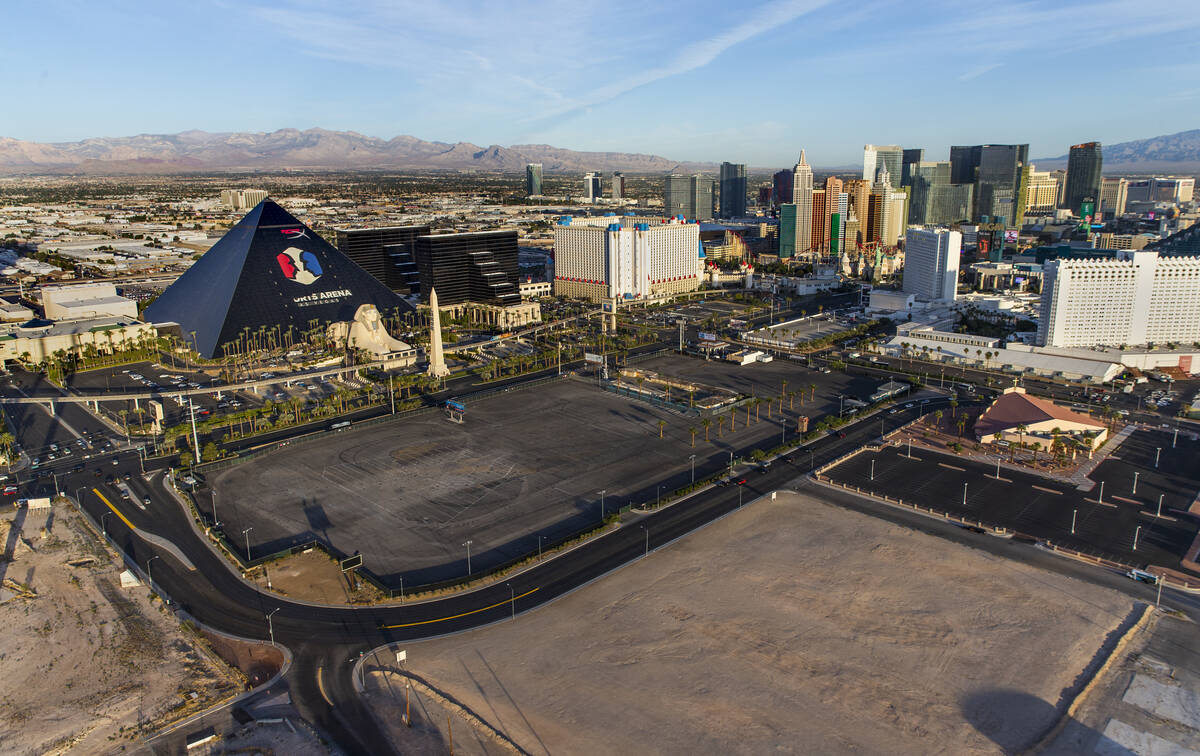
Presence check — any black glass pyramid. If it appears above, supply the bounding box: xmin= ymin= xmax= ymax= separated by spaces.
xmin=144 ymin=199 xmax=413 ymax=358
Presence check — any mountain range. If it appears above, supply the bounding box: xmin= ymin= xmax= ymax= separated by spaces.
xmin=0 ymin=128 xmax=715 ymax=175
xmin=1034 ymin=128 xmax=1200 ymax=173
xmin=0 ymin=127 xmax=1197 ymax=175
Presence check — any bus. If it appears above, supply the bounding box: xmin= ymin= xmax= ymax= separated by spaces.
xmin=330 ymin=420 xmax=351 ymax=431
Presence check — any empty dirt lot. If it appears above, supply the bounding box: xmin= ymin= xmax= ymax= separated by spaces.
xmin=366 ymin=489 xmax=1137 ymax=754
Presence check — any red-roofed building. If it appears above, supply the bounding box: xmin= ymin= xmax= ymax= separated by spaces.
xmin=974 ymin=387 xmax=1108 ymax=451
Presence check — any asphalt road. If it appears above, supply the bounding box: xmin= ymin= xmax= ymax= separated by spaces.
xmin=6 ymin=358 xmax=1196 ymax=754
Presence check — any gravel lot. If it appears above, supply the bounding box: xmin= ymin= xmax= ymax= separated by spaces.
xmin=364 ymin=489 xmax=1135 ymax=755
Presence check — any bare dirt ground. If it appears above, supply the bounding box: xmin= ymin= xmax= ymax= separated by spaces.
xmin=188 ymin=719 xmax=333 ymax=756
xmin=365 ymin=489 xmax=1135 ymax=755
xmin=263 ymin=547 xmax=382 ymax=605
xmin=0 ymin=504 xmax=242 ymax=756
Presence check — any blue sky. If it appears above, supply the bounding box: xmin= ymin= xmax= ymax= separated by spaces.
xmin=5 ymin=0 xmax=1199 ymax=168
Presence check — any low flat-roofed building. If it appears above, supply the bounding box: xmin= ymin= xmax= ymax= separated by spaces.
xmin=974 ymin=386 xmax=1108 ymax=450
xmin=0 ymin=300 xmax=34 ymax=322
xmin=869 ymin=380 xmax=910 ymax=403
xmin=519 ymin=280 xmax=552 ymax=298
xmin=0 ymin=317 xmax=156 ymax=364
xmin=41 ymin=282 xmax=138 ymax=320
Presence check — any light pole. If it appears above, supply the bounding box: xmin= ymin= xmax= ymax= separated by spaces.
xmin=870 ymin=459 xmax=875 ymax=481
xmin=267 ymin=607 xmax=281 ymax=646
xmin=808 ymin=447 xmax=815 ymax=471
xmin=1071 ymin=509 xmax=1077 ymax=535
xmin=537 ymin=535 xmax=543 ymax=559
xmin=1173 ymin=426 xmax=1179 ymax=448
xmin=1157 ymin=494 xmax=1164 ymax=518
xmin=1155 ymin=447 xmax=1161 ymax=468
xmin=507 ymin=582 xmax=514 ymax=621
xmin=102 ymin=511 xmax=111 ymax=539
xmin=598 ymin=490 xmax=606 ymax=520
xmin=657 ymin=485 xmax=662 ymax=508
xmin=1156 ymin=576 xmax=1164 ymax=609
xmin=962 ymin=482 xmax=968 ymax=507
xmin=212 ymin=490 xmax=220 ymax=529
xmin=1098 ymin=480 xmax=1104 ymax=505
xmin=689 ymin=454 xmax=696 ymax=484
xmin=738 ymin=482 xmax=744 ymax=508
xmin=639 ymin=525 xmax=648 ymax=555
xmin=1132 ymin=471 xmax=1139 ymax=494
xmin=242 ymin=527 xmax=253 ymax=563
xmin=728 ymin=451 xmax=733 ymax=474
xmin=463 ymin=540 xmax=473 ymax=575
xmin=1133 ymin=525 xmax=1142 ymax=551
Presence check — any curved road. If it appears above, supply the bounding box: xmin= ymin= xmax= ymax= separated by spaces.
xmin=29 ymin=384 xmax=1194 ymax=754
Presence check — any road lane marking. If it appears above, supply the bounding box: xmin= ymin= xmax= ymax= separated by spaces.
xmin=381 ymin=587 xmax=540 ymax=630
xmin=317 ymin=666 xmax=333 ymax=706
xmin=92 ymin=487 xmax=136 ymax=530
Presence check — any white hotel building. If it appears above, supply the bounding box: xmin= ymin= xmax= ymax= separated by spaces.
xmin=1037 ymin=249 xmax=1200 ymax=348
xmin=553 ymin=216 xmax=702 ymax=303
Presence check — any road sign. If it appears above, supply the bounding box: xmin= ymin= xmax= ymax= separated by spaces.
xmin=396 ymin=650 xmax=407 ymax=664
xmin=340 ymin=553 xmax=363 ymax=572
xmin=584 ymin=352 xmax=604 ymax=364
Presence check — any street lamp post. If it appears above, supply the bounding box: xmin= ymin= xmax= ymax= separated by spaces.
xmin=1098 ymin=481 xmax=1105 ymax=505
xmin=463 ymin=540 xmax=473 ymax=575
xmin=598 ymin=490 xmax=606 ymax=520
xmin=689 ymin=454 xmax=696 ymax=484
xmin=1071 ymin=508 xmax=1077 ymax=535
xmin=1173 ymin=426 xmax=1179 ymax=448
xmin=1133 ymin=525 xmax=1142 ymax=551
xmin=808 ymin=448 xmax=815 ymax=471
xmin=102 ymin=511 xmax=111 ymax=539
xmin=538 ymin=535 xmax=543 ymax=559
xmin=962 ymin=482 xmax=968 ymax=507
xmin=267 ymin=607 xmax=281 ymax=646
xmin=242 ymin=527 xmax=253 ymax=563
xmin=1157 ymin=494 xmax=1164 ymax=518
xmin=870 ymin=459 xmax=875 ymax=481
xmin=728 ymin=451 xmax=733 ymax=474
xmin=738 ymin=483 xmax=744 ymax=508
xmin=1155 ymin=447 xmax=1161 ymax=468
xmin=657 ymin=485 xmax=662 ymax=508
xmin=640 ymin=525 xmax=648 ymax=555
xmin=1132 ymin=471 xmax=1139 ymax=494
xmin=508 ymin=583 xmax=515 ymax=621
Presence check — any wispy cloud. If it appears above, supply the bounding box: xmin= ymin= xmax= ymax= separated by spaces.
xmin=958 ymin=62 xmax=1002 ymax=81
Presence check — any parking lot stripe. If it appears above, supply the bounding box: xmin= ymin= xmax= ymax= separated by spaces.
xmin=937 ymin=462 xmax=966 ymax=472
xmin=381 ymin=587 xmax=540 ymax=629
xmin=92 ymin=487 xmax=136 ymax=530
xmin=1031 ymin=485 xmax=1062 ymax=496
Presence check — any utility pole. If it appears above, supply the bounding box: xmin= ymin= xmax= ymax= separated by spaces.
xmin=267 ymin=607 xmax=280 ymax=646
xmin=1157 ymin=494 xmax=1164 ymax=518
xmin=1071 ymin=508 xmax=1077 ymax=535
xmin=1155 ymin=447 xmax=1161 ymax=468
xmin=689 ymin=454 xmax=696 ymax=484
xmin=1132 ymin=471 xmax=1139 ymax=494
xmin=1133 ymin=525 xmax=1141 ymax=551
xmin=242 ymin=527 xmax=253 ymax=563
xmin=463 ymin=540 xmax=473 ymax=575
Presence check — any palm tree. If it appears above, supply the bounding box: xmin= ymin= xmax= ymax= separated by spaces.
xmin=809 ymin=383 xmax=817 ymax=402
xmin=717 ymin=416 xmax=726 ymax=437
xmin=689 ymin=427 xmax=697 ymax=447
xmin=949 ymin=399 xmax=958 ymax=417
xmin=702 ymin=418 xmax=712 ymax=442
xmin=118 ymin=409 xmax=129 ymax=438
xmin=933 ymin=409 xmax=943 ymax=428
xmin=956 ymin=415 xmax=967 ymax=437
xmin=657 ymin=420 xmax=666 ymax=439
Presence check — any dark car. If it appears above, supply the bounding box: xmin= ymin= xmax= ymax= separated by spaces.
xmin=837 ymin=431 xmax=846 ymax=438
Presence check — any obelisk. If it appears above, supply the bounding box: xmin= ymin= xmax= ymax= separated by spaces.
xmin=427 ymin=287 xmax=450 ymax=378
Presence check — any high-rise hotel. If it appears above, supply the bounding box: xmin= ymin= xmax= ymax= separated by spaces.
xmin=552 ymin=216 xmax=701 ymax=302
xmin=1037 ymin=249 xmax=1200 ymax=348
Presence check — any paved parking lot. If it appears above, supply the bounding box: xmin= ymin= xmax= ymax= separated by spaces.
xmin=822 ymin=429 xmax=1200 ymax=570
xmin=208 ymin=367 xmax=821 ymax=587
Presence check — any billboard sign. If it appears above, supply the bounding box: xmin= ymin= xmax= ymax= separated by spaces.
xmin=698 ymin=332 xmax=717 ymax=341
xmin=584 ymin=352 xmax=604 ymax=364
xmin=1003 ymin=230 xmax=1019 ymax=244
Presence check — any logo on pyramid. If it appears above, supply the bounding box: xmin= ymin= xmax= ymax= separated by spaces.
xmin=276 ymin=246 xmax=323 ymax=285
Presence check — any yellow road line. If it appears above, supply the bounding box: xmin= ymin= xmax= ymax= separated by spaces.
xmin=317 ymin=666 xmax=333 ymax=706
xmin=92 ymin=487 xmax=135 ymax=531
xmin=381 ymin=587 xmax=540 ymax=629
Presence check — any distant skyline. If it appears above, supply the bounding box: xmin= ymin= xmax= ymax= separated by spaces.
xmin=6 ymin=0 xmax=1200 ymax=168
